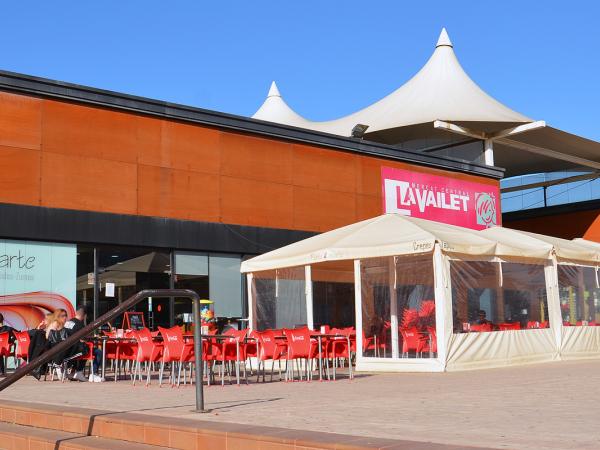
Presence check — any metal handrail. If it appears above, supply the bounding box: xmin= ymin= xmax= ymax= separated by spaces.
xmin=0 ymin=289 xmax=207 ymax=412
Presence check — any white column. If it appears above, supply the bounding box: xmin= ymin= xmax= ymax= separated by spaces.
xmin=353 ymin=259 xmax=363 ymax=360
xmin=246 ymin=273 xmax=255 ymax=330
xmin=389 ymin=257 xmax=400 ymax=359
xmin=484 ymin=139 xmax=495 ymax=166
xmin=305 ymin=265 xmax=314 ymax=330
xmin=433 ymin=244 xmax=450 ymax=369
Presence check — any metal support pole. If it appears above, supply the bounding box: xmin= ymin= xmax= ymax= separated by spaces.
xmin=192 ymin=296 xmax=207 ymax=412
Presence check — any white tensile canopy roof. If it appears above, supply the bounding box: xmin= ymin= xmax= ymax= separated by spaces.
xmin=252 ymin=29 xmax=600 ymax=177
xmin=240 ymin=214 xmax=557 ymax=273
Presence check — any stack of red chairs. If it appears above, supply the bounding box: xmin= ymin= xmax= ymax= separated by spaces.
xmin=158 ymin=326 xmax=194 ymax=387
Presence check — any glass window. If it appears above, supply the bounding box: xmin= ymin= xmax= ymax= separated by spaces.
xmin=361 ymin=257 xmax=392 ymax=358
xmin=209 ymin=254 xmax=242 ymax=318
xmin=361 ymin=254 xmax=436 ymax=359
xmin=312 ymin=260 xmax=355 ymax=330
xmin=395 ymin=254 xmax=436 ymax=358
xmin=557 ymin=265 xmax=600 ymax=325
xmin=451 ymin=261 xmax=549 ymax=332
xmin=76 ymin=245 xmax=94 ymax=312
xmin=252 ymin=267 xmax=306 ymax=331
xmin=174 ymin=252 xmax=208 ymax=327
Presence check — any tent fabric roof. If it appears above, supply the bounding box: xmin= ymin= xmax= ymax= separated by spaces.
xmin=481 ymin=227 xmax=600 ymax=263
xmin=240 ymin=214 xmax=555 ymax=273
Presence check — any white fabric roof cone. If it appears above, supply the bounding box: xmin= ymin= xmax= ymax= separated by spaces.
xmin=436 ymin=27 xmax=453 ymax=47
xmin=252 ymin=81 xmax=313 ymax=127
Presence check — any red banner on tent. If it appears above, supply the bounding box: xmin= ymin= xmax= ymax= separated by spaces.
xmin=381 ymin=167 xmax=501 ymax=230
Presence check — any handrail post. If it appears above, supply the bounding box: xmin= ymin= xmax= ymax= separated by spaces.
xmin=191 ymin=294 xmax=206 ymax=412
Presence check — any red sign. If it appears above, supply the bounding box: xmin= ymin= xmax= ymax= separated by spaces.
xmin=381 ymin=167 xmax=500 ymax=230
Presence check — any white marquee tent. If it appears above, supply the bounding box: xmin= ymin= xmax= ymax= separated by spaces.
xmin=241 ymin=214 xmax=600 ymax=372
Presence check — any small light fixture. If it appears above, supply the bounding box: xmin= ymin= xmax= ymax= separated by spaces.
xmin=111 ymin=255 xmax=119 ymax=258
xmin=351 ymin=124 xmax=369 ymax=139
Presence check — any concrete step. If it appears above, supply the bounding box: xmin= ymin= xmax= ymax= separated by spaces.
xmin=0 ymin=421 xmax=173 ymax=450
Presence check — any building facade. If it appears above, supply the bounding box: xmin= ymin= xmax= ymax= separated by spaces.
xmin=0 ymin=71 xmax=502 ymax=329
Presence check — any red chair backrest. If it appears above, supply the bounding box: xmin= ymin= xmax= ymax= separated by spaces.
xmin=0 ymin=333 xmax=10 ymax=356
xmin=134 ymin=328 xmax=155 ymax=361
xmin=283 ymin=327 xmax=311 ymax=358
xmin=400 ymin=328 xmax=420 ymax=351
xmin=14 ymin=331 xmax=30 ymax=359
xmin=256 ymin=330 xmax=277 ymax=360
xmin=498 ymin=322 xmax=521 ymax=331
xmin=470 ymin=323 xmax=493 ymax=332
xmin=158 ymin=326 xmax=185 ymax=361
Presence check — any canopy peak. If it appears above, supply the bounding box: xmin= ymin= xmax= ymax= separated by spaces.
xmin=267 ymin=81 xmax=281 ymax=97
xmin=436 ymin=27 xmax=453 ymax=48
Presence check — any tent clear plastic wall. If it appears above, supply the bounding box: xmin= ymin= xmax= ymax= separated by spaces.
xmin=242 ymin=214 xmax=600 ymax=372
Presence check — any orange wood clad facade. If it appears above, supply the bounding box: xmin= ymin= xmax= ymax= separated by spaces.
xmin=0 ymin=91 xmax=499 ymax=233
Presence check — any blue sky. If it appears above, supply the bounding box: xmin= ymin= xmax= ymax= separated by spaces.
xmin=1 ymin=1 xmax=599 ymax=141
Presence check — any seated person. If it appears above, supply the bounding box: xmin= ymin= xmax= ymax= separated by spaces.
xmin=0 ymin=313 xmax=18 ymax=375
xmin=30 ymin=309 xmax=84 ymax=380
xmin=476 ymin=309 xmax=491 ymax=325
xmin=65 ymin=308 xmax=103 ymax=382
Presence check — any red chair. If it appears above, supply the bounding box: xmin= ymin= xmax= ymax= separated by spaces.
xmin=131 ymin=328 xmax=163 ymax=386
xmin=158 ymin=326 xmax=194 ymax=387
xmin=470 ymin=323 xmax=493 ymax=332
xmin=400 ymin=328 xmax=428 ymax=357
xmin=214 ymin=328 xmax=248 ymax=385
xmin=326 ymin=328 xmax=353 ymax=380
xmin=563 ymin=321 xmax=572 ymax=326
xmin=0 ymin=332 xmax=13 ymax=372
xmin=498 ymin=322 xmax=521 ymax=331
xmin=540 ymin=321 xmax=549 ymax=328
xmin=283 ymin=327 xmax=318 ymax=381
xmin=13 ymin=331 xmax=30 ymax=366
xmin=254 ymin=330 xmax=285 ymax=382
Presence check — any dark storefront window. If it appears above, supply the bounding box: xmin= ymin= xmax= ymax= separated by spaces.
xmin=75 ymin=246 xmax=244 ymax=329
xmin=76 ymin=245 xmax=95 ymax=311
xmin=97 ymin=246 xmax=171 ymax=329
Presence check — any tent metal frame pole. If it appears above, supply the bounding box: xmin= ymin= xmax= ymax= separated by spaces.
xmin=353 ymin=259 xmax=363 ymax=362
xmin=389 ymin=257 xmax=400 ymax=359
xmin=305 ymin=265 xmax=314 ymax=330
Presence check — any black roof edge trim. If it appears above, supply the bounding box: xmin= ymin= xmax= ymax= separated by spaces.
xmin=0 ymin=69 xmax=504 ymax=179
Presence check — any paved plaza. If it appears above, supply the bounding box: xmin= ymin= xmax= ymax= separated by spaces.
xmin=2 ymin=359 xmax=599 ymax=449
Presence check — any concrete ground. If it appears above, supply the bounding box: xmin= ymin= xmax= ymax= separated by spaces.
xmin=2 ymin=359 xmax=600 ymax=450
